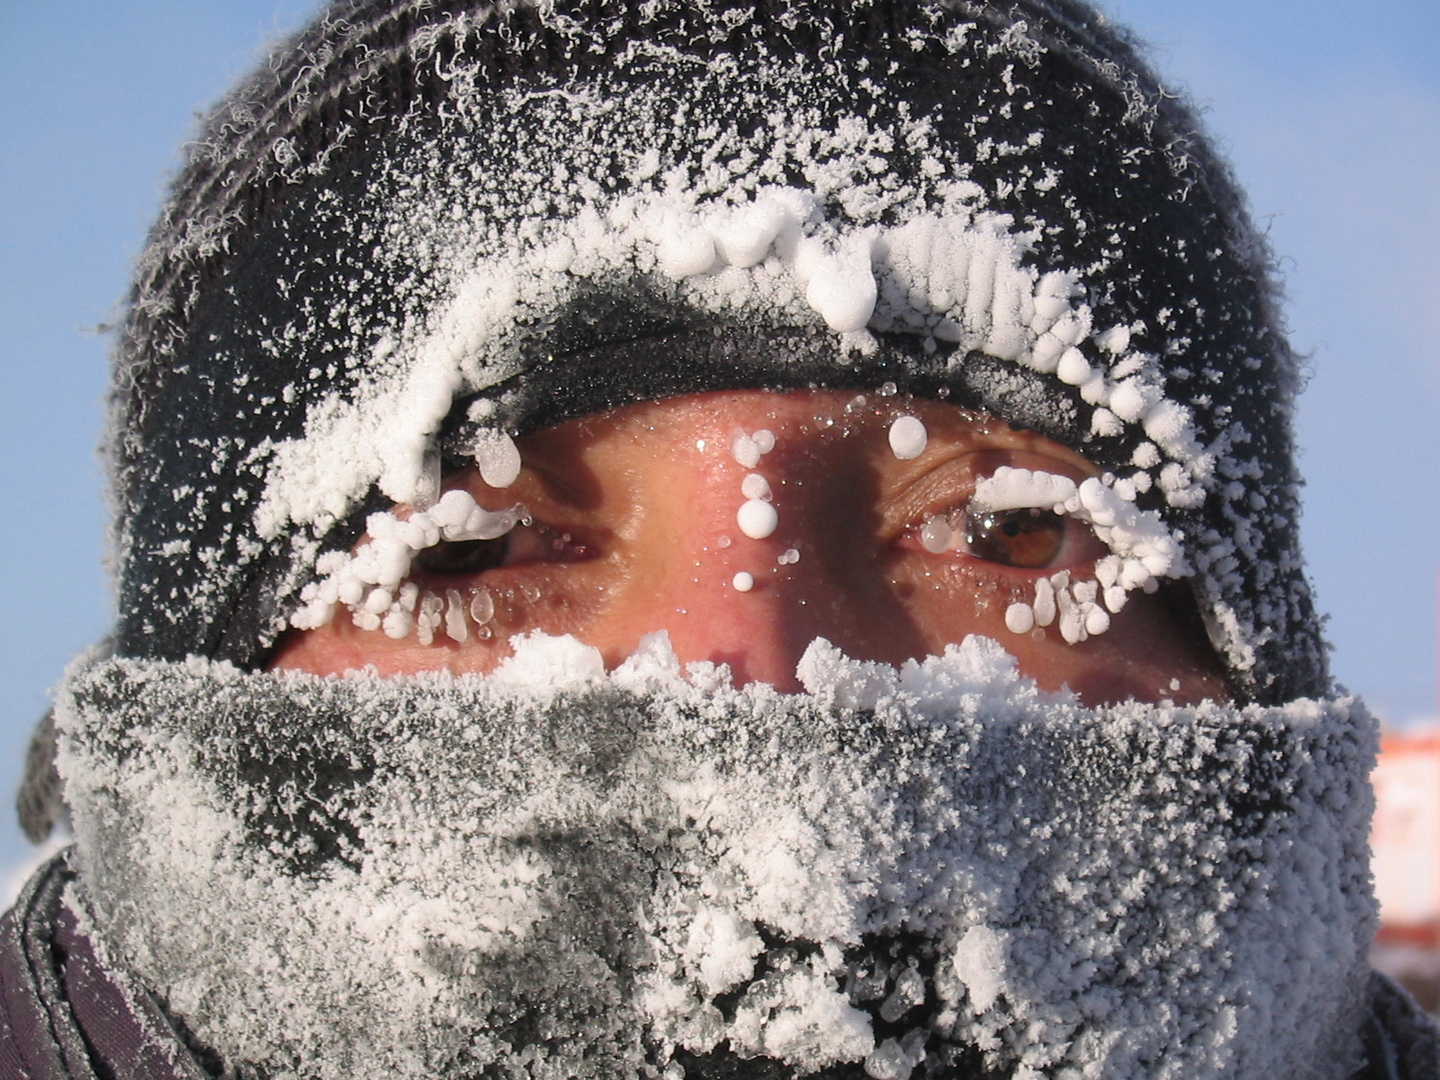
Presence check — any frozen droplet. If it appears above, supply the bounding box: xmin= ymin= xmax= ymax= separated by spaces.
xmin=1058 ymin=605 xmax=1087 ymax=644
xmin=413 ymin=450 xmax=442 ymax=509
xmin=468 ymin=588 xmax=494 ymax=625
xmin=382 ymin=607 xmax=412 ymax=640
xmin=888 ymin=415 xmax=928 ymax=460
xmin=444 ymin=589 xmax=469 ymax=643
xmin=920 ymin=516 xmax=953 ymax=554
xmin=656 ymin=227 xmax=717 ymax=279
xmin=1084 ymin=605 xmax=1110 ymax=636
xmin=732 ymin=434 xmax=761 ymax=468
xmin=1096 ymin=324 xmax=1132 ymax=354
xmin=805 ymin=255 xmax=877 ymax=332
xmin=753 ymin=429 xmax=776 ymax=455
xmin=709 ymin=198 xmax=787 ymax=267
xmin=1032 ymin=578 xmax=1056 ymax=627
xmin=781 ymin=547 xmax=800 ymax=565
xmin=431 ymin=489 xmax=476 ymax=531
xmin=716 ymin=534 xmax=733 ymax=549
xmin=473 ymin=430 xmax=522 ymax=488
xmin=741 ymin=473 xmax=772 ymax=500
xmin=732 ymin=572 xmax=755 ymax=592
xmin=1005 ymin=603 xmax=1035 ymax=634
xmin=737 ymin=499 xmax=779 ymax=539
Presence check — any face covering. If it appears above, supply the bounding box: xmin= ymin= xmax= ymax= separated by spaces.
xmin=55 ymin=631 xmax=1375 ymax=1080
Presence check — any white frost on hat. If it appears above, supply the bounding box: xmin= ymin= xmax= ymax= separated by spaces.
xmin=254 ymin=182 xmax=1207 ymax=549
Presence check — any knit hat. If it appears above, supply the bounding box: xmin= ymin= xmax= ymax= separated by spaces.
xmin=105 ymin=0 xmax=1324 ymax=704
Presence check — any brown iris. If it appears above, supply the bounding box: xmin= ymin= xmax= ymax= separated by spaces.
xmin=963 ymin=507 xmax=1065 ymax=569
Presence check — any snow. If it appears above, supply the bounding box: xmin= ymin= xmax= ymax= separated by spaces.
xmin=55 ymin=638 xmax=1378 ymax=1079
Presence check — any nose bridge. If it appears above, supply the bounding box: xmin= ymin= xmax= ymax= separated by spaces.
xmin=636 ymin=399 xmax=882 ymax=690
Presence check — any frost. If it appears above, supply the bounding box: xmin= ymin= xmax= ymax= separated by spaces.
xmin=490 ymin=629 xmax=606 ymax=691
xmin=55 ymin=641 xmax=1377 ymax=1079
xmin=254 ymin=185 xmax=1207 ymax=561
xmin=289 ymin=488 xmax=520 ymax=635
xmin=952 ymin=926 xmax=1008 ymax=1013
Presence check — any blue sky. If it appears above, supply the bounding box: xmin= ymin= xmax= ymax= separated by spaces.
xmin=1 ymin=0 xmax=1437 ymax=877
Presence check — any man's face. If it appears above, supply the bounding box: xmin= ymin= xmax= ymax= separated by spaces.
xmin=272 ymin=389 xmax=1229 ymax=705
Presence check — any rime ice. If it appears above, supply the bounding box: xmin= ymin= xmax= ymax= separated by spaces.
xmin=56 ymin=637 xmax=1379 ymax=1080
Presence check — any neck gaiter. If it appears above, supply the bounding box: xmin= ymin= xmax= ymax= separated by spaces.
xmin=56 ymin=632 xmax=1375 ymax=1080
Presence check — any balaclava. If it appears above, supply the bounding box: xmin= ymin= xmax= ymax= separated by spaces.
xmin=43 ymin=0 xmax=1381 ymax=1078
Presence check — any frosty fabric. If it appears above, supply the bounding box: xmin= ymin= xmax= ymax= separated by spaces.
xmin=56 ymin=637 xmax=1376 ymax=1079
xmin=106 ymin=0 xmax=1323 ymax=704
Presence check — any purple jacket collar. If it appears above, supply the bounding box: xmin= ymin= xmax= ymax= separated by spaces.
xmin=0 ymin=851 xmax=206 ymax=1080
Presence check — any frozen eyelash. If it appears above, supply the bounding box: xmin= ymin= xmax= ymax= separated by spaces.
xmin=921 ymin=466 xmax=1187 ymax=645
xmin=289 ymin=488 xmax=522 ymax=635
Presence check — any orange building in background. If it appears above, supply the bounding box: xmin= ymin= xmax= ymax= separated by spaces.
xmin=1371 ymin=727 xmax=1440 ymax=1012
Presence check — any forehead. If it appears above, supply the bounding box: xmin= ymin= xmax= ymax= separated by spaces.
xmin=516 ymin=388 xmax=1096 ymax=469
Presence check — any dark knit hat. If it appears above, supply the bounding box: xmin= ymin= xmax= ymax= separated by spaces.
xmin=104 ymin=0 xmax=1326 ymax=704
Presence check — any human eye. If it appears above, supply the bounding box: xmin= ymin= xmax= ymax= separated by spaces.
xmin=288 ymin=486 xmax=592 ymax=642
xmin=903 ymin=464 xmax=1187 ymax=645
xmin=957 ymin=506 xmax=1104 ymax=569
xmin=410 ymin=521 xmax=590 ymax=579
xmin=908 ymin=467 xmax=1108 ymax=573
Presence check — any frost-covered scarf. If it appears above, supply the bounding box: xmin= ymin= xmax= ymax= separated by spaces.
xmin=56 ymin=633 xmax=1376 ymax=1080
